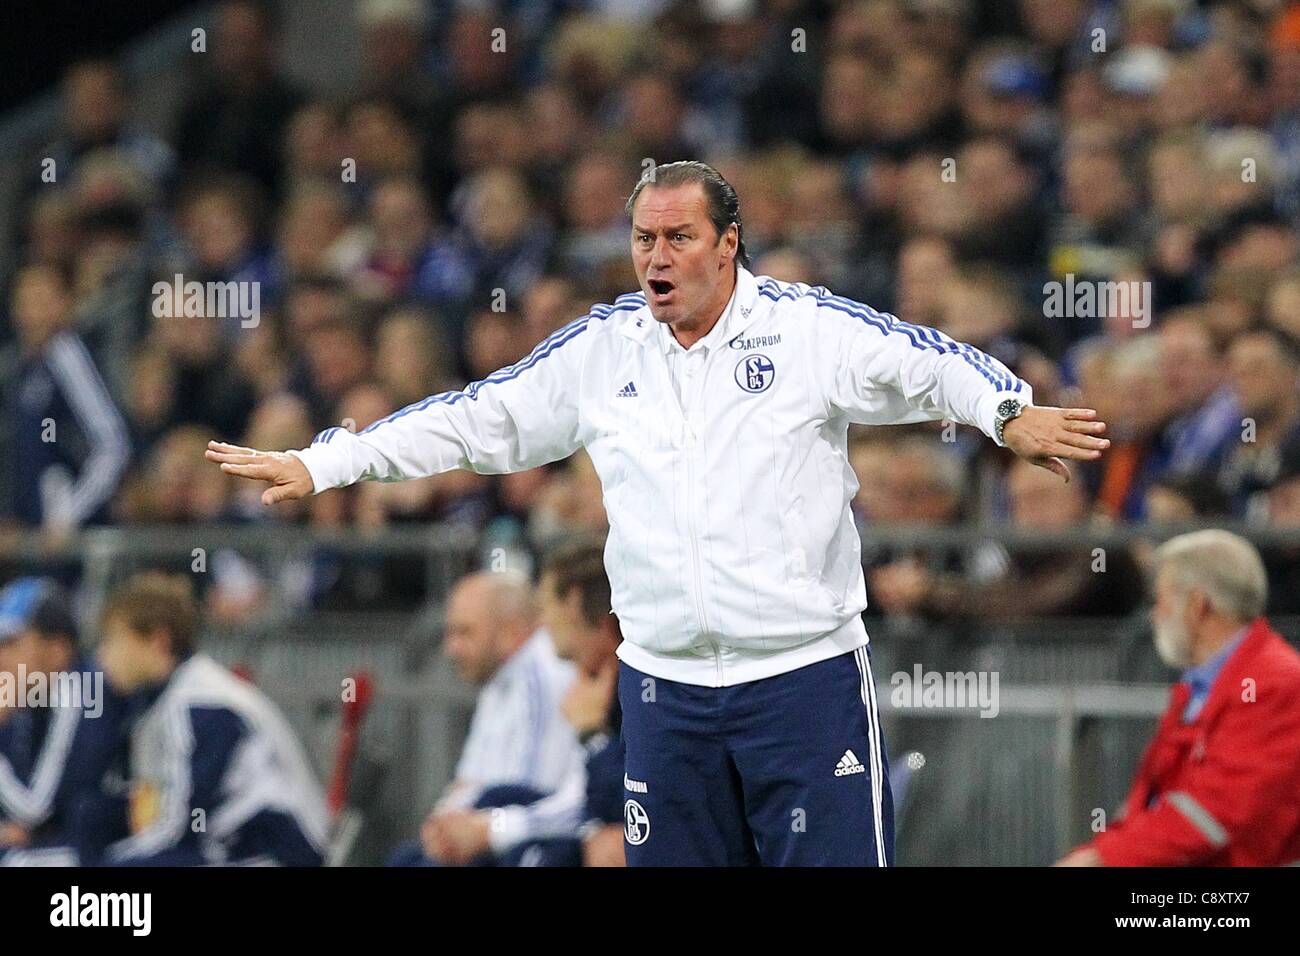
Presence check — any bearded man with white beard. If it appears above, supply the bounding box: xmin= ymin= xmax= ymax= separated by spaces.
xmin=1057 ymin=529 xmax=1300 ymax=867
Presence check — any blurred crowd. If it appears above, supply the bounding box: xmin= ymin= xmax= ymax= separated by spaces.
xmin=2 ymin=0 xmax=1300 ymax=621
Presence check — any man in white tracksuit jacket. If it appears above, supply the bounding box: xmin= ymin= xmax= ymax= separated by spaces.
xmin=208 ymin=161 xmax=1110 ymax=866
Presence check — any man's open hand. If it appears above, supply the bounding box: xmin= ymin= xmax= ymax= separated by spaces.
xmin=205 ymin=441 xmax=314 ymax=505
xmin=423 ymin=810 xmax=491 ymax=865
xmin=1001 ymin=407 xmax=1109 ymax=481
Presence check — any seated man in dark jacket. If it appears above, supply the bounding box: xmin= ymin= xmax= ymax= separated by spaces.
xmin=0 ymin=577 xmax=131 ymax=865
xmin=97 ymin=572 xmax=328 ymax=866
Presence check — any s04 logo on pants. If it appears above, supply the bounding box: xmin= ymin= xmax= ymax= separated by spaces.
xmin=625 ymin=799 xmax=651 ymax=845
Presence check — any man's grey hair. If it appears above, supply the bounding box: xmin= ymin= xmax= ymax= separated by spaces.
xmin=482 ymin=569 xmax=537 ymax=626
xmin=491 ymin=567 xmax=538 ymax=621
xmin=456 ymin=568 xmax=537 ymax=630
xmin=1153 ymin=529 xmax=1268 ymax=622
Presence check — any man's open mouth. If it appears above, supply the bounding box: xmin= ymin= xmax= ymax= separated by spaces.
xmin=648 ymin=278 xmax=675 ymax=297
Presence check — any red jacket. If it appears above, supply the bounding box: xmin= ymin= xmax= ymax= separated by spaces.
xmin=1084 ymin=618 xmax=1300 ymax=866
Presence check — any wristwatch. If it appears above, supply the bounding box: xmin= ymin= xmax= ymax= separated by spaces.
xmin=993 ymin=398 xmax=1026 ymax=446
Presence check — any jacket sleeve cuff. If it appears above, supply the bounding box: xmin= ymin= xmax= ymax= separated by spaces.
xmin=978 ymin=386 xmax=1034 ymax=447
xmin=487 ymin=806 xmax=530 ymax=854
xmin=286 ymin=445 xmax=335 ymax=495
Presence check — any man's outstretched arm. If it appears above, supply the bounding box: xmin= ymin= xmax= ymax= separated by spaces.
xmin=818 ymin=293 xmax=1108 ymax=478
xmin=207 ymin=313 xmax=597 ymax=505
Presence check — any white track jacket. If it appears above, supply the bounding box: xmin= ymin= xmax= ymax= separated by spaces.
xmin=292 ymin=267 xmax=1032 ymax=687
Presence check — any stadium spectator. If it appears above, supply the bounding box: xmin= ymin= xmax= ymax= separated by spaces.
xmin=355 ymin=0 xmax=453 ymax=204
xmin=1219 ymin=326 xmax=1300 ymax=516
xmin=353 ymin=175 xmax=473 ymax=318
xmin=558 ymin=151 xmax=634 ymax=278
xmin=4 ymin=265 xmax=130 ymax=532
xmin=1059 ymin=125 xmax=1144 ymax=244
xmin=17 ymin=59 xmax=175 ymax=228
xmin=453 ymin=166 xmax=553 ymax=306
xmin=121 ymin=348 xmax=176 ymax=456
xmin=1143 ymin=471 xmax=1232 ymax=524
xmin=203 ymin=395 xmax=323 ymax=625
xmin=172 ymin=0 xmax=304 ymax=196
xmin=296 ymin=317 xmax=372 ymax=424
xmin=860 ymin=434 xmax=990 ymax=633
xmin=782 ymin=160 xmax=866 ymax=298
xmin=1271 ymin=6 xmax=1300 ymax=208
xmin=441 ymin=6 xmax=522 ymax=102
xmin=175 ymin=174 xmax=277 ymax=326
xmin=935 ymin=264 xmax=1036 ymax=371
xmin=1086 ymin=335 xmax=1174 ymax=521
xmin=951 ymin=137 xmax=1047 ymax=291
xmin=464 ymin=307 xmax=529 ymax=381
xmin=96 ymin=572 xmax=328 ymax=866
xmin=877 ymin=457 xmax=1144 ymax=621
xmin=116 ymin=425 xmax=230 ymax=525
xmin=343 ymin=98 xmax=427 ymax=203
xmin=144 ymin=285 xmax=258 ymax=440
xmin=1158 ymin=311 xmax=1242 ymax=476
xmin=389 ymin=570 xmax=582 ymax=866
xmin=615 ymin=74 xmax=705 ymax=166
xmin=73 ymin=209 xmax=159 ymax=402
xmin=372 ymin=306 xmax=458 ymax=408
xmin=1058 ymin=530 xmax=1300 ymax=866
xmin=960 ymin=45 xmax=1056 ymax=155
xmin=894 ymin=235 xmax=957 ymax=326
xmin=356 ymin=0 xmax=435 ymax=113
xmin=519 ymin=275 xmax=583 ymax=347
xmin=282 ymin=101 xmax=347 ymax=191
xmin=1266 ymin=268 xmax=1300 ymax=341
xmin=1263 ymin=437 xmax=1300 ymax=616
xmin=0 ymin=578 xmax=129 ymax=866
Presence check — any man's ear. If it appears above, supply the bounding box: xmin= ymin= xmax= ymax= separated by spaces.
xmin=717 ymin=223 xmax=738 ymax=270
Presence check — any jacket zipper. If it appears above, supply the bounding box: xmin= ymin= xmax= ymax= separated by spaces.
xmin=665 ymin=348 xmax=720 ymax=683
xmin=682 ymin=422 xmax=721 ymax=683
